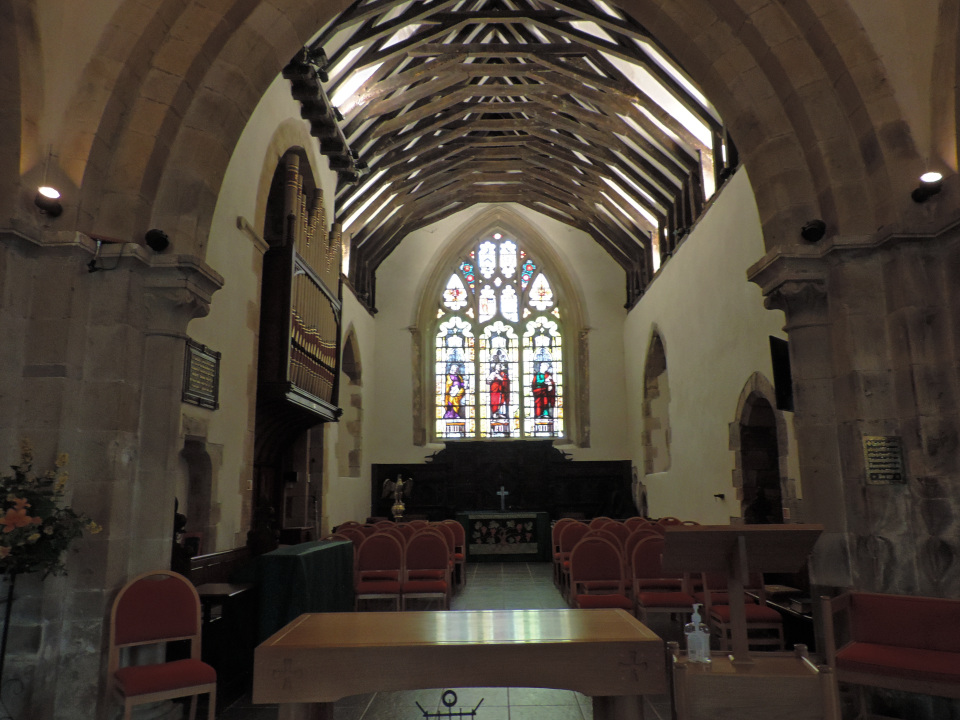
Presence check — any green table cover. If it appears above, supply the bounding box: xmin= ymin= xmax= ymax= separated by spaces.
xmin=256 ymin=539 xmax=353 ymax=641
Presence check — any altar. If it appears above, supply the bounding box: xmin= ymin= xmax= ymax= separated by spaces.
xmin=456 ymin=511 xmax=551 ymax=562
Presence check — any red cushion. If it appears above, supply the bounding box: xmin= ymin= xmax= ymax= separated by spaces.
xmin=836 ymin=642 xmax=960 ymax=685
xmin=356 ymin=579 xmax=401 ymax=594
xmin=360 ymin=570 xmax=399 ymax=580
xmin=408 ymin=569 xmax=446 ymax=580
xmin=635 ymin=578 xmax=683 ymax=590
xmin=637 ymin=591 xmax=695 ymax=608
xmin=850 ymin=593 xmax=960 ymax=652
xmin=402 ymin=579 xmax=447 ymax=593
xmin=710 ymin=604 xmax=781 ymax=622
xmin=115 ymin=659 xmax=215 ymax=697
xmin=576 ymin=594 xmax=633 ymax=610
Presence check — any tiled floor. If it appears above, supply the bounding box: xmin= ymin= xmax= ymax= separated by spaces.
xmin=218 ymin=562 xmax=675 ymax=720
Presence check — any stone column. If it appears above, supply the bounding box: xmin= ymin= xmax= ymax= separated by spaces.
xmin=0 ymin=233 xmax=222 ymax=719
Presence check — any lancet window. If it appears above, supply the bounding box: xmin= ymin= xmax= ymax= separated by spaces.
xmin=434 ymin=234 xmax=564 ymax=440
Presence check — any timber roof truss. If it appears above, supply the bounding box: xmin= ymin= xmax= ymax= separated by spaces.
xmin=288 ymin=0 xmax=734 ymax=308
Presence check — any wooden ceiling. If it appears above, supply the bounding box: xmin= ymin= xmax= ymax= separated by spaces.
xmin=286 ymin=0 xmax=734 ymax=307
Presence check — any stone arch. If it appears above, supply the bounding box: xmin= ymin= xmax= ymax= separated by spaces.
xmin=339 ymin=325 xmax=362 ymax=477
xmin=411 ymin=204 xmax=589 ymax=446
xmin=642 ymin=329 xmax=671 ymax=475
xmin=52 ymin=0 xmax=920 ymax=262
xmin=729 ymin=372 xmax=797 ymax=523
xmin=931 ymin=0 xmax=960 ymax=174
xmin=179 ymin=436 xmax=218 ymax=554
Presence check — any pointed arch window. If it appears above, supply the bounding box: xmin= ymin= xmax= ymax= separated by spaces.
xmin=434 ymin=234 xmax=565 ymax=440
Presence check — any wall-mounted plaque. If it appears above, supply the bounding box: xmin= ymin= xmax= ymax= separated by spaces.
xmin=862 ymin=435 xmax=905 ymax=485
xmin=183 ymin=339 xmax=220 ymax=410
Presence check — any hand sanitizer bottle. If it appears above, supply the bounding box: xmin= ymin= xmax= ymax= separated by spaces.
xmin=684 ymin=604 xmax=712 ymax=663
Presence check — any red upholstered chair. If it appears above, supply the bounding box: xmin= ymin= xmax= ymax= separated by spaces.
xmin=569 ymin=536 xmax=634 ymax=613
xmin=623 ymin=516 xmax=651 ymax=531
xmin=656 ymin=516 xmax=683 ymax=526
xmin=589 ymin=516 xmax=614 ymax=529
xmin=395 ymin=523 xmax=417 ymax=541
xmin=401 ymin=531 xmax=450 ymax=610
xmin=630 ymin=536 xmax=696 ymax=625
xmin=441 ymin=519 xmax=467 ymax=588
xmin=556 ymin=521 xmax=590 ymax=596
xmin=355 ymin=532 xmax=404 ymax=611
xmin=601 ymin=521 xmax=631 ymax=548
xmin=700 ymin=573 xmax=783 ymax=651
xmin=108 ymin=571 xmax=217 ymax=720
xmin=551 ymin=518 xmax=578 ymax=585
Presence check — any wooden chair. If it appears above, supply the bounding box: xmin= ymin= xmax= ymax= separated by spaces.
xmin=441 ymin=519 xmax=467 ymax=588
xmin=355 ymin=533 xmax=404 ymax=611
xmin=701 ymin=572 xmax=783 ymax=652
xmin=401 ymin=531 xmax=450 ymax=610
xmin=569 ymin=536 xmax=634 ymax=613
xmin=630 ymin=536 xmax=696 ymax=625
xmin=109 ymin=570 xmax=217 ymax=720
xmin=556 ymin=521 xmax=590 ymax=596
xmin=551 ymin=518 xmax=578 ymax=585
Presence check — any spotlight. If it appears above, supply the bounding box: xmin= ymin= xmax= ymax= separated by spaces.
xmin=144 ymin=229 xmax=170 ymax=252
xmin=800 ymin=219 xmax=826 ymax=242
xmin=35 ymin=186 xmax=63 ymax=217
xmin=912 ymin=171 xmax=943 ymax=203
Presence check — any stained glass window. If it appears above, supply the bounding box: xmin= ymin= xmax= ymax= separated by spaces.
xmin=435 ymin=234 xmax=564 ymax=439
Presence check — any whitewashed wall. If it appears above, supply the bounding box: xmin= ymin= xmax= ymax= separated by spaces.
xmin=367 ymin=203 xmax=632 ymax=468
xmin=623 ymin=170 xmax=796 ymax=524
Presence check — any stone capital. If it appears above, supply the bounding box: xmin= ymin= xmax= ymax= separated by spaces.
xmin=140 ymin=254 xmax=224 ymax=336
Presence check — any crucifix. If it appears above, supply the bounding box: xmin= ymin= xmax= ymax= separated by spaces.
xmin=497 ymin=485 xmax=509 ymax=511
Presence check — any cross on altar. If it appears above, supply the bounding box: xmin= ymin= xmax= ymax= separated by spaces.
xmin=497 ymin=486 xmax=509 ymax=511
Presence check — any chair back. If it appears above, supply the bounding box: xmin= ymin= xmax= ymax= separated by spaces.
xmin=602 ymin=521 xmax=631 ymax=546
xmin=357 ymin=524 xmax=378 ymax=536
xmin=630 ymin=536 xmax=678 ymax=580
xmin=431 ymin=522 xmax=456 ymax=554
xmin=623 ymin=528 xmax=660 ymax=564
xmin=357 ymin=533 xmax=404 ymax=574
xmin=656 ymin=516 xmax=683 ymax=526
xmin=552 ymin=518 xmax=577 ymax=550
xmin=405 ymin=532 xmax=449 ymax=574
xmin=589 ymin=516 xmax=614 ymax=529
xmin=623 ymin=516 xmax=651 ymax=531
xmin=408 ymin=519 xmax=429 ymax=529
xmin=395 ymin=523 xmax=417 ymax=540
xmin=374 ymin=520 xmax=395 ymax=529
xmin=112 ymin=571 xmax=201 ymax=649
xmin=441 ymin=519 xmax=465 ymax=551
xmin=558 ymin=521 xmax=589 ymax=553
xmin=570 ymin=537 xmax=625 ymax=585
xmin=336 ymin=526 xmax=367 ymax=550
xmin=584 ymin=528 xmax=623 ymax=550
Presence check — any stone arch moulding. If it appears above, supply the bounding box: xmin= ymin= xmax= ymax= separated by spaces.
xmin=64 ymin=0 xmax=914 ymax=269
xmin=339 ymin=324 xmax=362 ymax=478
xmin=729 ymin=371 xmax=797 ymax=523
xmin=642 ymin=327 xmax=671 ymax=476
xmin=411 ymin=204 xmax=590 ymax=448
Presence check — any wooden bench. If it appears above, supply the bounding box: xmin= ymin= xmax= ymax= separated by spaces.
xmin=188 ymin=546 xmax=252 ymax=586
xmin=822 ymin=591 xmax=960 ymax=716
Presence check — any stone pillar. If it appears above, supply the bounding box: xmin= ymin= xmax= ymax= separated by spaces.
xmin=0 ymin=232 xmax=221 ymax=719
xmin=759 ymin=272 xmax=852 ymax=589
xmin=750 ymin=229 xmax=960 ymax=599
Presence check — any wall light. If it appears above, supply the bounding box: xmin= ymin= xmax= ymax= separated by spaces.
xmin=912 ymin=171 xmax=943 ymax=203
xmin=35 ymin=186 xmax=63 ymax=217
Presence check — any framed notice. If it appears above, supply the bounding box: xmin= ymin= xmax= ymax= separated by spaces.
xmin=862 ymin=435 xmax=905 ymax=485
xmin=182 ymin=339 xmax=221 ymax=410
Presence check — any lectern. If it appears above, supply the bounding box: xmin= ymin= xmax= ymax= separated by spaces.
xmin=661 ymin=524 xmax=823 ymax=663
xmin=661 ymin=525 xmax=840 ymax=720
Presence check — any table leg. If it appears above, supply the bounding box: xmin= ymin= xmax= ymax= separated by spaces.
xmin=592 ymin=695 xmax=644 ymax=720
xmin=278 ymin=702 xmax=335 ymax=720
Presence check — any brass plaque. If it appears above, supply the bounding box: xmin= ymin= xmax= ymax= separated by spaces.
xmin=862 ymin=435 xmax=905 ymax=485
xmin=183 ymin=339 xmax=220 ymax=410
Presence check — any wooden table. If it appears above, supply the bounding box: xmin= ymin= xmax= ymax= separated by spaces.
xmin=253 ymin=609 xmax=666 ymax=720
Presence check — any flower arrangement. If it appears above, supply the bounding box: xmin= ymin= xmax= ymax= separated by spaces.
xmin=0 ymin=440 xmax=101 ymax=578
